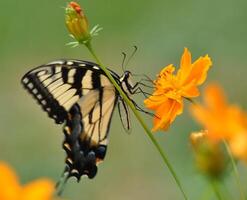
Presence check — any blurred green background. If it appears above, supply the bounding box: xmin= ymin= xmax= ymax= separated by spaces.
xmin=1 ymin=0 xmax=247 ymax=199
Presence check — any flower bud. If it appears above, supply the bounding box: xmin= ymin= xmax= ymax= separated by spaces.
xmin=190 ymin=131 xmax=227 ymax=178
xmin=65 ymin=2 xmax=91 ymax=44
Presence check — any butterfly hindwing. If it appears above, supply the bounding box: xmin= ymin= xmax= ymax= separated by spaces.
xmin=63 ymin=87 xmax=118 ymax=180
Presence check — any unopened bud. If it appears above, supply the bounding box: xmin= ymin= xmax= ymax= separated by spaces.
xmin=190 ymin=131 xmax=227 ymax=178
xmin=65 ymin=2 xmax=91 ymax=44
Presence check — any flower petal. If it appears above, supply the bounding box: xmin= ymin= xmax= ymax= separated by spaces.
xmin=155 ymin=65 xmax=176 ymax=90
xmin=144 ymin=92 xmax=166 ymax=110
xmin=152 ymin=99 xmax=183 ymax=131
xmin=0 ymin=162 xmax=20 ymax=200
xmin=185 ymin=55 xmax=212 ymax=86
xmin=177 ymin=48 xmax=192 ymax=84
xmin=203 ymin=84 xmax=227 ymax=111
xmin=191 ymin=104 xmax=212 ymax=131
xmin=181 ymin=83 xmax=200 ymax=98
xmin=21 ymin=179 xmax=54 ymax=200
xmin=229 ymin=133 xmax=247 ymax=162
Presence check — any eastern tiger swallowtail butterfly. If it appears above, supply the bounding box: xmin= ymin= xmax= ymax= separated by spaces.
xmin=21 ymin=59 xmax=147 ymax=183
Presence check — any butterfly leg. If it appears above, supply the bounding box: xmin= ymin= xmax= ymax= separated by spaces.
xmin=127 ymin=99 xmax=155 ymax=118
xmin=130 ymin=80 xmax=154 ymax=97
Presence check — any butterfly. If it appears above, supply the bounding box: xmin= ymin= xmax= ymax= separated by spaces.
xmin=21 ymin=59 xmax=149 ymax=183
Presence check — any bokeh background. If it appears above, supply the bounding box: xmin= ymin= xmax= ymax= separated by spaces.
xmin=1 ymin=0 xmax=247 ymax=199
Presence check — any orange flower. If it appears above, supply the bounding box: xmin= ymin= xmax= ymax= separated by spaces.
xmin=144 ymin=48 xmax=212 ymax=131
xmin=0 ymin=162 xmax=55 ymax=200
xmin=191 ymin=84 xmax=247 ymax=161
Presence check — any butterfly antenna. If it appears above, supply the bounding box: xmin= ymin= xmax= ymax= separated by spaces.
xmin=121 ymin=52 xmax=127 ymax=72
xmin=125 ymin=45 xmax=138 ymax=68
xmin=55 ymin=168 xmax=70 ymax=196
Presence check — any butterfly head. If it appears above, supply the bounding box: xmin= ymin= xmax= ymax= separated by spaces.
xmin=120 ymin=70 xmax=135 ymax=94
xmin=123 ymin=70 xmax=131 ymax=78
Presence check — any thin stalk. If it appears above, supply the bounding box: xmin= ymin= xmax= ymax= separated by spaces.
xmin=84 ymin=42 xmax=188 ymax=200
xmin=211 ymin=179 xmax=224 ymax=200
xmin=223 ymin=140 xmax=245 ymax=200
xmin=201 ymin=185 xmax=212 ymax=200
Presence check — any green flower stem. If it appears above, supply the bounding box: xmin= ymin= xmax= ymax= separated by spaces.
xmin=84 ymin=42 xmax=188 ymax=200
xmin=223 ymin=140 xmax=245 ymax=200
xmin=211 ymin=179 xmax=224 ymax=200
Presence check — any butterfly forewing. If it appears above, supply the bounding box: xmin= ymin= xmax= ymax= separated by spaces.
xmin=21 ymin=60 xmax=113 ymax=124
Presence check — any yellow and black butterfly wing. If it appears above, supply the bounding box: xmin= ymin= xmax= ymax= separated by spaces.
xmin=21 ymin=60 xmax=113 ymax=124
xmin=63 ymin=87 xmax=117 ymax=180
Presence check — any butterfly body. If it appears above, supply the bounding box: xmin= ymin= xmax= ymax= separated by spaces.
xmin=21 ymin=59 xmax=137 ymax=180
